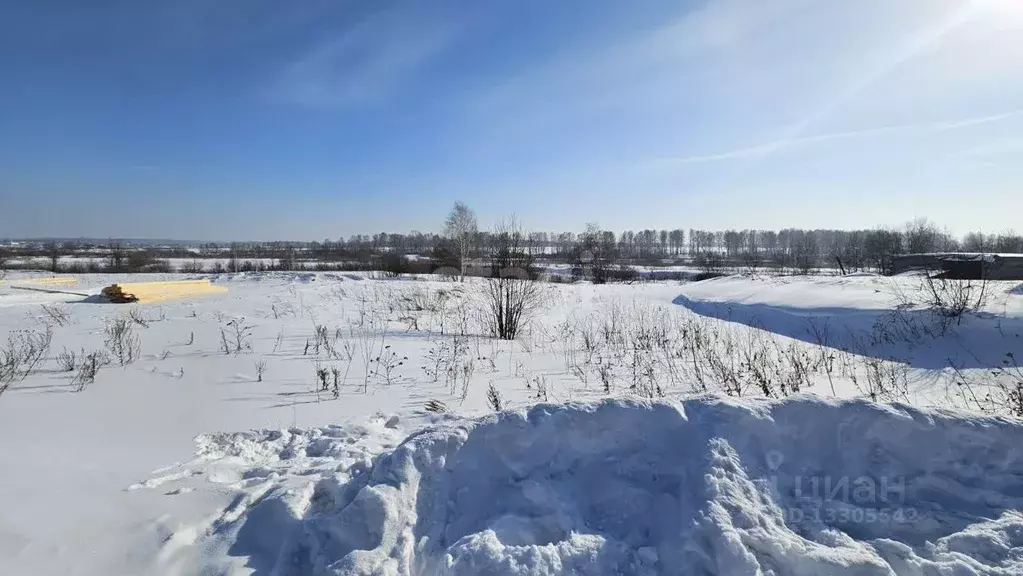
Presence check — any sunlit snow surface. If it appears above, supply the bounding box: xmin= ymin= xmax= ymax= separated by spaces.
xmin=158 ymin=398 xmax=1023 ymax=575
xmin=1 ymin=271 xmax=1021 ymax=575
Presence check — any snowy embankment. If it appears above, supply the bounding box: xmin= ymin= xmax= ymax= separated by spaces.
xmin=674 ymin=274 xmax=1023 ymax=370
xmin=152 ymin=397 xmax=1023 ymax=576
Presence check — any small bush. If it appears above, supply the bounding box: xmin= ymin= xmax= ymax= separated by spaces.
xmin=104 ymin=317 xmax=141 ymax=366
xmin=921 ymin=272 xmax=989 ymax=332
xmin=128 ymin=307 xmax=150 ymax=328
xmin=0 ymin=326 xmax=53 ymax=395
xmin=486 ymin=382 xmax=504 ymax=411
xmin=380 ymin=252 xmax=409 ymax=277
xmin=178 ymin=259 xmax=206 ymax=274
xmin=71 ymin=351 xmax=109 ymax=392
xmin=220 ymin=318 xmax=253 ymax=354
xmin=56 ymin=347 xmax=78 ymax=372
xmin=475 ymin=277 xmax=551 ymax=340
xmin=424 ymin=399 xmax=450 ymax=413
xmin=41 ymin=303 xmax=72 ymax=327
xmin=946 ymin=353 xmax=1023 ymax=417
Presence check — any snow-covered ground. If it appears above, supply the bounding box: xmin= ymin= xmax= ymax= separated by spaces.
xmin=270 ymin=397 xmax=1023 ymax=575
xmin=677 ymin=274 xmax=1023 ymax=369
xmin=0 ymin=271 xmax=1020 ymax=575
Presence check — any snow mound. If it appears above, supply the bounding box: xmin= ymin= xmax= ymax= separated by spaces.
xmin=275 ymin=397 xmax=1023 ymax=575
xmin=136 ymin=418 xmax=413 ymax=574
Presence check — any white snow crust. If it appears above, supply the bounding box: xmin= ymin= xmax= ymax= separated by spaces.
xmin=258 ymin=397 xmax=1023 ymax=575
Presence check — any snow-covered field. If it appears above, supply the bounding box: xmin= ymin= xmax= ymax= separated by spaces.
xmin=0 ymin=271 xmax=1021 ymax=575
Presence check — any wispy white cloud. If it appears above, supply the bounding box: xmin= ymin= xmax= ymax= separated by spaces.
xmin=462 ymin=0 xmax=1022 ymax=150
xmin=660 ymin=108 xmax=1023 ymax=165
xmin=272 ymin=8 xmax=456 ymax=107
xmin=931 ymin=109 xmax=1023 ymax=131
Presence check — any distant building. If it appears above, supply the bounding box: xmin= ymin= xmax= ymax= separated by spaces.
xmin=892 ymin=253 xmax=1023 ymax=280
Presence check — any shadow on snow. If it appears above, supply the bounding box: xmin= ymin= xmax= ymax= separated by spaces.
xmin=673 ymin=294 xmax=1023 ymax=370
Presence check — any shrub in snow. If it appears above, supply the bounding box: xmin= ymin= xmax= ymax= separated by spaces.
xmin=920 ymin=272 xmax=990 ymax=332
xmin=947 ymin=352 xmax=1023 ymax=417
xmin=40 ymin=303 xmax=71 ymax=327
xmin=0 ymin=326 xmax=53 ymax=395
xmin=128 ymin=307 xmax=150 ymax=328
xmin=219 ymin=317 xmax=253 ymax=355
xmin=70 ymin=351 xmax=109 ymax=392
xmin=485 ymin=381 xmax=503 ymax=411
xmin=474 ymin=277 xmax=549 ymax=340
xmin=371 ymin=346 xmax=407 ymax=386
xmin=424 ymin=399 xmax=450 ymax=413
xmin=315 ymin=366 xmax=329 ymax=392
xmin=422 ymin=336 xmax=472 ymax=394
xmin=330 ymin=366 xmax=341 ymax=397
xmin=104 ymin=317 xmax=140 ymax=366
xmin=380 ymin=252 xmax=409 ymax=277
xmin=531 ymin=374 xmax=549 ymax=402
xmin=472 ymin=218 xmax=549 ymax=340
xmin=56 ymin=347 xmax=77 ymax=372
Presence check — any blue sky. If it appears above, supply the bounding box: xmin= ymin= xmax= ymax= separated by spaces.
xmin=2 ymin=0 xmax=1021 ymax=241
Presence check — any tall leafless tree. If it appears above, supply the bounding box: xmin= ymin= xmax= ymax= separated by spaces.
xmin=576 ymin=223 xmax=620 ymax=283
xmin=444 ymin=202 xmax=478 ymax=282
xmin=45 ymin=242 xmax=61 ymax=272
xmin=108 ymin=239 xmax=126 ymax=272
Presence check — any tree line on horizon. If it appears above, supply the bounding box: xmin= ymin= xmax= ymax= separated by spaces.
xmin=2 ymin=208 xmax=1021 ymax=277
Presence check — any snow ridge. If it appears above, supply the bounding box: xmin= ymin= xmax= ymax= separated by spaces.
xmin=131 ymin=395 xmax=1023 ymax=574
xmin=276 ymin=397 xmax=1023 ymax=575
xmin=274 ymin=399 xmax=1023 ymax=576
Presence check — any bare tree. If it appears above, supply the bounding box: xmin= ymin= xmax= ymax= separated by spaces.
xmin=864 ymin=229 xmax=903 ymax=274
xmin=108 ymin=239 xmax=126 ymax=272
xmin=962 ymin=231 xmax=991 ymax=253
xmin=739 ymin=229 xmax=760 ymax=273
xmin=791 ymin=230 xmax=820 ymax=275
xmin=475 ymin=219 xmax=550 ymax=340
xmin=575 ymin=223 xmax=623 ymax=284
xmin=45 ymin=242 xmax=61 ymax=272
xmin=444 ymin=202 xmax=478 ymax=282
xmin=904 ymin=218 xmax=957 ymax=254
xmin=995 ymin=230 xmax=1023 ymax=253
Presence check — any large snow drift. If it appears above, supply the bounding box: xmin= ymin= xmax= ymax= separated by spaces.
xmin=268 ymin=397 xmax=1023 ymax=575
